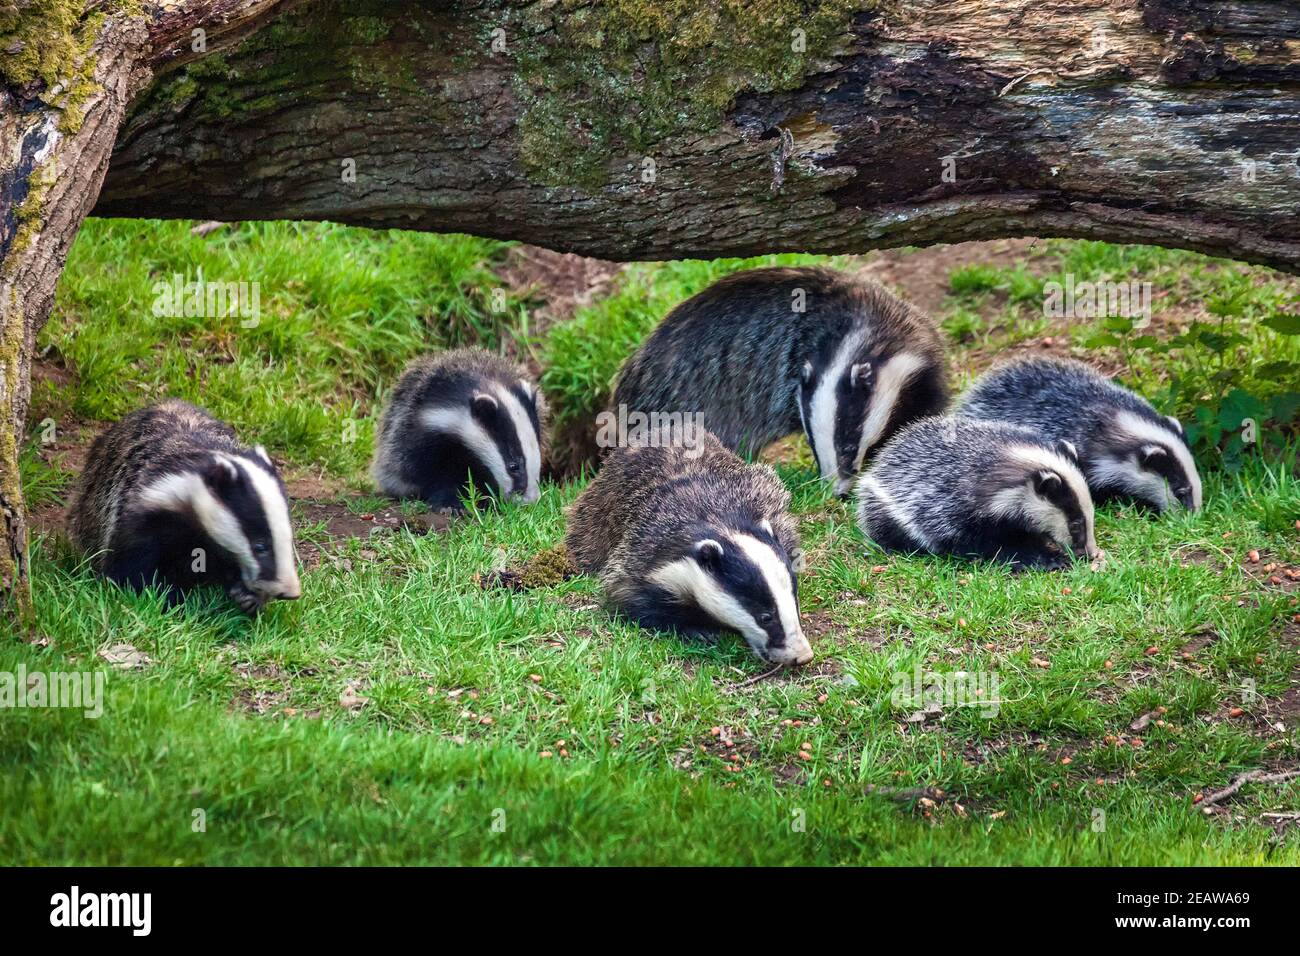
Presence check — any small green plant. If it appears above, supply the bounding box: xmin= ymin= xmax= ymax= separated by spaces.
xmin=1084 ymin=287 xmax=1300 ymax=470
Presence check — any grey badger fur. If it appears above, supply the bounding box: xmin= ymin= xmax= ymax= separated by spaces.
xmin=566 ymin=429 xmax=812 ymax=665
xmin=611 ymin=267 xmax=948 ymax=496
xmin=371 ymin=348 xmax=547 ymax=510
xmin=68 ymin=400 xmax=301 ymax=613
xmin=955 ymin=357 xmax=1201 ymax=512
xmin=856 ymin=416 xmax=1100 ymax=571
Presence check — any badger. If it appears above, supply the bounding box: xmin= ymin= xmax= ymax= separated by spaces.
xmin=565 ymin=428 xmax=812 ymax=666
xmin=611 ymin=267 xmax=949 ymax=497
xmin=855 ymin=416 xmax=1100 ymax=571
xmin=68 ymin=400 xmax=301 ymax=613
xmin=371 ymin=348 xmax=547 ymax=510
xmin=955 ymin=357 xmax=1202 ymax=512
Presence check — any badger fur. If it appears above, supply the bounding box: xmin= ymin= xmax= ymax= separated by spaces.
xmin=856 ymin=416 xmax=1100 ymax=571
xmin=371 ymin=348 xmax=547 ymax=510
xmin=955 ymin=357 xmax=1201 ymax=512
xmin=611 ymin=267 xmax=948 ymax=496
xmin=566 ymin=429 xmax=812 ymax=666
xmin=68 ymin=400 xmax=301 ymax=613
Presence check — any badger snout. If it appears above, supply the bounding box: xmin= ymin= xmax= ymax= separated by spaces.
xmin=768 ymin=631 xmax=813 ymax=667
xmin=516 ymin=485 xmax=541 ymax=505
xmin=833 ymin=476 xmax=856 ymax=499
xmin=252 ymin=575 xmax=301 ymax=601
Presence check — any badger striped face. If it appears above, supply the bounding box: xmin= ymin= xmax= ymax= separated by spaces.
xmin=137 ymin=450 xmax=301 ymax=600
xmin=649 ymin=529 xmax=811 ymax=666
xmin=989 ymin=443 xmax=1099 ymax=561
xmin=800 ymin=339 xmax=939 ymax=497
xmin=1091 ymin=410 xmax=1202 ymax=512
xmin=419 ymin=379 xmax=542 ymax=504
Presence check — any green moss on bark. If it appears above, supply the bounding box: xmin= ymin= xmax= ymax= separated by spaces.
xmin=507 ymin=0 xmax=868 ymax=189
xmin=0 ymin=1 xmax=141 ymax=133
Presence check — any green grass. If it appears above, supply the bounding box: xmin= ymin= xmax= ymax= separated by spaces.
xmin=7 ymin=220 xmax=1299 ymax=865
xmin=39 ymin=219 xmax=525 ymax=476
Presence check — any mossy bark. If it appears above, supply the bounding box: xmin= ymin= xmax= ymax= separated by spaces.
xmin=96 ymin=0 xmax=1300 ymax=271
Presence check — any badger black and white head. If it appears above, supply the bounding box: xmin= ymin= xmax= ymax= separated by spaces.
xmin=797 ymin=319 xmax=949 ymax=497
xmin=956 ymin=357 xmax=1201 ymax=513
xmin=566 ymin=429 xmax=812 ymax=666
xmin=611 ymin=267 xmax=947 ymax=497
xmin=856 ymin=417 xmax=1100 ymax=571
xmin=371 ymin=348 xmax=547 ymax=511
xmin=67 ymin=400 xmax=301 ymax=613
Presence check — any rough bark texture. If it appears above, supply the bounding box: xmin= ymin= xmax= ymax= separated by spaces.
xmin=0 ymin=0 xmax=291 ymax=623
xmin=2 ymin=0 xmax=1299 ymax=619
xmin=95 ymin=0 xmax=1300 ymax=269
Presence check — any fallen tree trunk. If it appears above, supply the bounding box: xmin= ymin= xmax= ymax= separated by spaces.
xmin=97 ymin=0 xmax=1300 ymax=267
xmin=3 ymin=0 xmax=1299 ymax=615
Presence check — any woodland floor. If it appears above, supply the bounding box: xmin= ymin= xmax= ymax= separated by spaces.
xmin=4 ymin=222 xmax=1298 ymax=865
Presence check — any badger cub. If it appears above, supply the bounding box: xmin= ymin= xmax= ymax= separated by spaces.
xmin=68 ymin=400 xmax=301 ymax=613
xmin=956 ymin=357 xmax=1201 ymax=512
xmin=372 ymin=348 xmax=546 ymax=510
xmin=856 ymin=417 xmax=1100 ymax=571
xmin=566 ymin=429 xmax=812 ymax=666
xmin=612 ymin=267 xmax=948 ymax=496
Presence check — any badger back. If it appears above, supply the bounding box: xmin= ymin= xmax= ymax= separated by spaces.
xmin=958 ymin=357 xmax=1200 ymax=511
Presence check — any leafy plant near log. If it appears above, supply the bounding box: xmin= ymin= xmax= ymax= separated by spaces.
xmin=948 ymin=241 xmax=1300 ymax=471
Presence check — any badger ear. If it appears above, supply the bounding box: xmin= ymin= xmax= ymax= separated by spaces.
xmin=758 ymin=517 xmax=774 ymax=537
xmin=1055 ymin=439 xmax=1079 ymax=464
xmin=850 ymin=362 xmax=872 ymax=389
xmin=203 ymin=454 xmax=240 ymax=491
xmin=1139 ymin=444 xmax=1167 ymax=468
xmin=253 ymin=444 xmax=273 ymax=467
xmin=1032 ymin=470 xmax=1061 ymax=497
xmin=471 ymin=393 xmax=499 ymax=420
xmin=1165 ymin=415 xmax=1183 ymax=435
xmin=693 ymin=538 xmax=725 ymax=569
xmin=800 ymin=361 xmax=813 ymax=385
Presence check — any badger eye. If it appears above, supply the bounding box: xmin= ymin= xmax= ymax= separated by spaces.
xmin=507 ymin=461 xmax=523 ymax=476
xmin=758 ymin=612 xmax=775 ymax=627
xmin=252 ymin=542 xmax=270 ymax=555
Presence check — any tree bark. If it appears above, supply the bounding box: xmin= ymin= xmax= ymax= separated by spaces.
xmin=0 ymin=0 xmax=291 ymax=623
xmin=96 ymin=0 xmax=1300 ymax=268
xmin=3 ymin=0 xmax=1299 ymax=618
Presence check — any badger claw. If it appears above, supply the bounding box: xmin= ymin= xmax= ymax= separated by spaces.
xmin=228 ymin=583 xmax=267 ymax=616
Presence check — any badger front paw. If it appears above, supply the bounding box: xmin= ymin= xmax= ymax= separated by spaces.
xmin=228 ymin=583 xmax=268 ymax=615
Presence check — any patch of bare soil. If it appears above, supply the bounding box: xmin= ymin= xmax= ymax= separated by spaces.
xmin=849 ymin=237 xmax=1052 ymax=317
xmin=498 ymin=244 xmax=624 ymax=370
xmin=293 ymin=499 xmax=451 ymax=570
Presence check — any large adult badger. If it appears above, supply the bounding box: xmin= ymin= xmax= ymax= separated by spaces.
xmin=611 ymin=267 xmax=948 ymax=496
xmin=856 ymin=417 xmax=1100 ymax=571
xmin=955 ymin=357 xmax=1201 ymax=512
xmin=68 ymin=400 xmax=301 ymax=613
xmin=566 ymin=429 xmax=812 ymax=666
xmin=371 ymin=348 xmax=546 ymax=510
